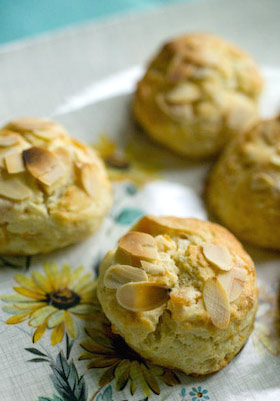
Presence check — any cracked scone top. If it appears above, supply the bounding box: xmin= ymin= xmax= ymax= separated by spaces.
xmin=97 ymin=215 xmax=257 ymax=375
xmin=133 ymin=33 xmax=263 ymax=159
xmin=207 ymin=116 xmax=280 ymax=249
xmin=0 ymin=117 xmax=112 ymax=254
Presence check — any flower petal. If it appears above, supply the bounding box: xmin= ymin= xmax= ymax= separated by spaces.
xmin=6 ymin=312 xmax=29 ymax=324
xmin=43 ymin=262 xmax=59 ymax=291
xmin=12 ymin=302 xmax=47 ymax=311
xmin=14 ymin=274 xmax=44 ymax=294
xmin=30 ymin=305 xmax=56 ymax=327
xmin=87 ymin=358 xmax=119 ymax=368
xmin=59 ymin=264 xmax=71 ymax=288
xmin=13 ymin=286 xmax=45 ymax=300
xmin=32 ymin=271 xmax=52 ymax=293
xmin=80 ymin=339 xmax=114 ymax=354
xmin=77 ymin=281 xmax=97 ymax=296
xmin=0 ymin=294 xmax=31 ymax=302
xmin=141 ymin=364 xmax=160 ymax=395
xmin=69 ymin=266 xmax=84 ymax=286
xmin=33 ymin=320 xmax=48 ymax=343
xmin=98 ymin=363 xmax=118 ymax=387
xmin=69 ymin=304 xmax=98 ymax=315
xmin=115 ymin=360 xmax=131 ymax=391
xmin=64 ymin=311 xmax=78 ymax=338
xmin=130 ymin=360 xmax=151 ymax=398
xmin=51 ymin=322 xmax=65 ymax=346
xmin=72 ymin=273 xmax=92 ymax=292
xmin=47 ymin=310 xmax=65 ymax=328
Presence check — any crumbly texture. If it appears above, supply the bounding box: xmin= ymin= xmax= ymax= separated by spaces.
xmin=133 ymin=33 xmax=263 ymax=159
xmin=0 ymin=117 xmax=112 ymax=255
xmin=207 ymin=116 xmax=280 ymax=250
xmin=97 ymin=215 xmax=257 ymax=375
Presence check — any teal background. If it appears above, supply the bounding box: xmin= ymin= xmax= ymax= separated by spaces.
xmin=1 ymin=0 xmax=188 ymax=44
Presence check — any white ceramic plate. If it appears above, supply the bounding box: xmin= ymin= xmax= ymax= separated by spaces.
xmin=1 ymin=1 xmax=280 ymax=400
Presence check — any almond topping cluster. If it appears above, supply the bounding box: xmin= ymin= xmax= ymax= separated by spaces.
xmin=0 ymin=119 xmax=100 ymax=201
xmin=202 ymin=243 xmax=247 ymax=329
xmin=103 ymin=218 xmax=248 ymax=327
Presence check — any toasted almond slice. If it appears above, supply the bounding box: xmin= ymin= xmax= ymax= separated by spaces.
xmin=0 ymin=133 xmax=19 ymax=147
xmin=4 ymin=153 xmax=25 ymax=174
xmin=7 ymin=117 xmax=54 ymax=132
xmin=202 ymin=244 xmax=232 ymax=271
xmin=116 ymin=282 xmax=169 ymax=312
xmin=81 ymin=164 xmax=98 ymax=198
xmin=119 ymin=231 xmax=158 ymax=261
xmin=0 ymin=178 xmax=31 ymax=200
xmin=219 ymin=267 xmax=247 ymax=302
xmin=39 ymin=163 xmax=64 ymax=186
xmin=203 ymin=277 xmax=230 ymax=329
xmin=166 ymin=83 xmax=200 ymax=104
xmin=140 ymin=260 xmax=165 ymax=275
xmin=23 ymin=146 xmax=63 ymax=185
xmin=104 ymin=264 xmax=148 ymax=289
xmin=32 ymin=129 xmax=60 ymax=140
xmin=135 ymin=215 xmax=190 ymax=235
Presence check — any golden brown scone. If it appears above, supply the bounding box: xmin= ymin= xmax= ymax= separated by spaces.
xmin=97 ymin=215 xmax=257 ymax=375
xmin=0 ymin=117 xmax=112 ymax=255
xmin=133 ymin=33 xmax=263 ymax=159
xmin=207 ymin=116 xmax=280 ymax=250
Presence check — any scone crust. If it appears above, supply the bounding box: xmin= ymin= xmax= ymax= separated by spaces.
xmin=0 ymin=117 xmax=112 ymax=254
xmin=207 ymin=116 xmax=280 ymax=249
xmin=97 ymin=215 xmax=257 ymax=375
xmin=133 ymin=33 xmax=263 ymax=159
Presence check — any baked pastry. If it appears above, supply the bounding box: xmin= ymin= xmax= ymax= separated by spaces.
xmin=133 ymin=33 xmax=263 ymax=159
xmin=0 ymin=117 xmax=112 ymax=255
xmin=97 ymin=215 xmax=257 ymax=375
xmin=207 ymin=116 xmax=280 ymax=249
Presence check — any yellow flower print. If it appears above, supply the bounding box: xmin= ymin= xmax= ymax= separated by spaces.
xmin=79 ymin=308 xmax=180 ymax=397
xmin=1 ymin=263 xmax=98 ymax=346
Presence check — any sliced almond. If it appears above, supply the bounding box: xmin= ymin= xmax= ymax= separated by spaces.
xmin=80 ymin=163 xmax=98 ymax=198
xmin=23 ymin=146 xmax=63 ymax=185
xmin=203 ymin=276 xmax=230 ymax=329
xmin=202 ymin=244 xmax=232 ymax=271
xmin=0 ymin=132 xmax=19 ymax=147
xmin=39 ymin=163 xmax=64 ymax=186
xmin=219 ymin=267 xmax=247 ymax=302
xmin=0 ymin=140 xmax=30 ymax=168
xmin=135 ymin=215 xmax=190 ymax=235
xmin=118 ymin=231 xmax=158 ymax=261
xmin=0 ymin=178 xmax=31 ymax=200
xmin=32 ymin=129 xmax=61 ymax=140
xmin=165 ymin=83 xmax=200 ymax=104
xmin=104 ymin=264 xmax=148 ymax=289
xmin=140 ymin=260 xmax=165 ymax=275
xmin=116 ymin=282 xmax=169 ymax=312
xmin=4 ymin=153 xmax=25 ymax=174
xmin=7 ymin=117 xmax=54 ymax=132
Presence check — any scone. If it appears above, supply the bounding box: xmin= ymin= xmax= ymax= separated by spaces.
xmin=0 ymin=117 xmax=112 ymax=255
xmin=207 ymin=116 xmax=280 ymax=249
xmin=133 ymin=33 xmax=263 ymax=159
xmin=97 ymin=215 xmax=257 ymax=375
